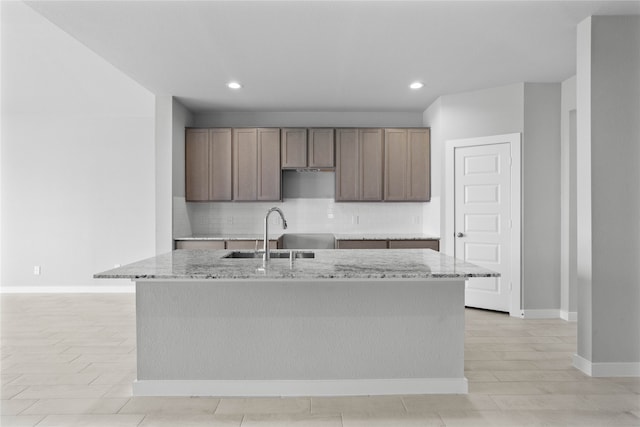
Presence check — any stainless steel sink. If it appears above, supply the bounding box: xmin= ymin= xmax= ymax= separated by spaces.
xmin=222 ymin=250 xmax=315 ymax=259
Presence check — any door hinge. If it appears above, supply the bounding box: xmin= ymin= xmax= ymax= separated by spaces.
xmin=509 ymin=219 xmax=512 ymax=229
xmin=509 ymin=282 xmax=513 ymax=291
xmin=509 ymin=156 xmax=513 ymax=166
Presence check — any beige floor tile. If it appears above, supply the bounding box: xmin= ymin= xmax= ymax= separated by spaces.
xmin=463 ymin=351 xmax=500 ymax=361
xmin=1 ymin=362 xmax=90 ymax=375
xmin=342 ymin=412 xmax=443 ymax=427
xmin=103 ymin=383 xmax=133 ymax=398
xmin=437 ymin=409 xmax=545 ymax=426
xmin=8 ymin=373 xmax=100 ymax=386
xmin=89 ymin=372 xmax=137 ymax=385
xmin=1 ymin=384 xmax=28 ymax=399
xmin=492 ymin=394 xmax=640 ymax=412
xmin=402 ymin=395 xmax=500 ymax=412
xmin=63 ymin=346 xmax=135 ymax=355
xmin=139 ymin=413 xmax=242 ymax=427
xmin=311 ymin=396 xmax=404 ymax=415
xmin=536 ymin=380 xmax=632 ymax=394
xmin=492 ymin=370 xmax=585 ymax=382
xmin=464 ymin=360 xmax=538 ymax=371
xmin=469 ymin=381 xmax=546 ymax=395
xmin=2 ymin=354 xmax=81 ymax=364
xmin=533 ymin=409 xmax=640 ymax=426
xmin=0 ymin=399 xmax=38 ymax=415
xmin=465 ymin=336 xmax=563 ymax=344
xmin=11 ymin=384 xmax=113 ymax=399
xmin=216 ymin=397 xmax=310 ymax=415
xmin=36 ymin=414 xmax=145 ymax=427
xmin=0 ymin=415 xmax=46 ymax=427
xmin=78 ymin=363 xmax=136 ymax=375
xmin=119 ymin=396 xmax=219 ymax=414
xmin=464 ymin=371 xmax=499 ymax=382
xmin=21 ymin=398 xmax=129 ymax=415
xmin=241 ymin=413 xmax=342 ymax=427
xmin=498 ymin=351 xmax=572 ymax=361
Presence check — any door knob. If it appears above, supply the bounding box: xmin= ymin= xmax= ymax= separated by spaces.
xmin=456 ymin=232 xmax=464 ymax=238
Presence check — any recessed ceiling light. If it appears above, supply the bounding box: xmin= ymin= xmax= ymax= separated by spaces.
xmin=409 ymin=82 xmax=424 ymax=90
xmin=227 ymin=82 xmax=242 ymax=89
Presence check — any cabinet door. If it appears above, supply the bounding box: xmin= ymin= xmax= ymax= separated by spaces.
xmin=388 ymin=240 xmax=439 ymax=251
xmin=185 ymin=129 xmax=210 ymax=201
xmin=308 ymin=128 xmax=335 ymax=168
xmin=209 ymin=128 xmax=232 ymax=200
xmin=233 ymin=129 xmax=258 ymax=201
xmin=337 ymin=240 xmax=388 ymax=249
xmin=407 ymin=129 xmax=430 ymax=201
xmin=257 ymin=128 xmax=281 ymax=201
xmin=281 ymin=128 xmax=307 ymax=168
xmin=335 ymin=129 xmax=359 ymax=201
xmin=384 ymin=129 xmax=408 ymax=201
xmin=175 ymin=240 xmax=225 ymax=250
xmin=360 ymin=129 xmax=384 ymax=201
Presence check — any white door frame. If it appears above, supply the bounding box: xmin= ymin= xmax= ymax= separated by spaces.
xmin=445 ymin=133 xmax=522 ymax=317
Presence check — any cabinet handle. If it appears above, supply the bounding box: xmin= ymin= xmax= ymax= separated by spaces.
xmin=456 ymin=232 xmax=464 ymax=238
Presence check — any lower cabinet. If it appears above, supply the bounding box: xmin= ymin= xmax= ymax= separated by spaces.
xmin=388 ymin=239 xmax=439 ymax=251
xmin=337 ymin=239 xmax=439 ymax=251
xmin=336 ymin=240 xmax=387 ymax=249
xmin=175 ymin=241 xmax=225 ymax=250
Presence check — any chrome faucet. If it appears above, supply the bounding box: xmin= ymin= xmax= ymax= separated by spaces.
xmin=263 ymin=207 xmax=288 ymax=261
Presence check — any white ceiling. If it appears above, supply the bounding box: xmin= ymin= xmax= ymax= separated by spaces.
xmin=26 ymin=1 xmax=640 ymax=113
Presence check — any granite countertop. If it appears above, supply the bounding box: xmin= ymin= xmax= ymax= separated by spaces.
xmin=94 ymin=249 xmax=497 ymax=281
xmin=177 ymin=234 xmax=440 ymax=241
xmin=332 ymin=234 xmax=440 ymax=240
xmin=175 ymin=234 xmax=283 ymax=241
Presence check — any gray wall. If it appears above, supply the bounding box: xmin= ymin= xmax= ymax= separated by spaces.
xmin=522 ymin=83 xmax=562 ymax=311
xmin=576 ymin=16 xmax=640 ymax=368
xmin=561 ymin=76 xmax=578 ymax=319
xmin=193 ymin=111 xmax=424 ymax=128
xmin=423 ymin=82 xmax=562 ymax=312
xmin=1 ymin=2 xmax=156 ymax=289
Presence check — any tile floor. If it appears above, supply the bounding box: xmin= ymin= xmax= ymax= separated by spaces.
xmin=1 ymin=294 xmax=638 ymax=426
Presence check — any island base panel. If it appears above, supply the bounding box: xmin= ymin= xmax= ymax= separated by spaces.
xmin=135 ymin=279 xmax=466 ymax=396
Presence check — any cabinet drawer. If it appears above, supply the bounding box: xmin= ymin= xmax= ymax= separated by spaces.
xmin=388 ymin=240 xmax=439 ymax=251
xmin=226 ymin=240 xmax=278 ymax=250
xmin=337 ymin=240 xmax=387 ymax=249
xmin=175 ymin=240 xmax=225 ymax=250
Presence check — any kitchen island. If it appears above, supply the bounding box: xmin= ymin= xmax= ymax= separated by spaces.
xmin=95 ymin=249 xmax=498 ymax=397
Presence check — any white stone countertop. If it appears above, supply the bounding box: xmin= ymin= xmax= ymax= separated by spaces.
xmin=175 ymin=234 xmax=283 ymax=241
xmin=333 ymin=234 xmax=440 ymax=240
xmin=175 ymin=233 xmax=439 ymax=241
xmin=94 ymin=249 xmax=497 ymax=280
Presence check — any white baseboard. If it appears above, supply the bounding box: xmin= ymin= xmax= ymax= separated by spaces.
xmin=0 ymin=286 xmax=134 ymax=294
xmin=133 ymin=378 xmax=469 ymax=397
xmin=521 ymin=309 xmax=561 ymax=319
xmin=573 ymin=354 xmax=640 ymax=377
xmin=560 ymin=310 xmax=578 ymax=322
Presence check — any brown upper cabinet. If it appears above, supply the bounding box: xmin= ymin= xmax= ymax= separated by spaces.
xmin=384 ymin=128 xmax=430 ymax=201
xmin=335 ymin=128 xmax=384 ymax=201
xmin=281 ymin=128 xmax=335 ymax=169
xmin=185 ymin=128 xmax=232 ymax=201
xmin=233 ymin=128 xmax=281 ymax=201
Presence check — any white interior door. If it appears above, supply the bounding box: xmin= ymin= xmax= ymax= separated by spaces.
xmin=455 ymin=142 xmax=512 ymax=312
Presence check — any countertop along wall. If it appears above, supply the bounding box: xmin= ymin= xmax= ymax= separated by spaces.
xmin=187 ymin=111 xmax=440 ymax=237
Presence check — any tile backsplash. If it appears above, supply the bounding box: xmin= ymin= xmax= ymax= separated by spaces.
xmin=180 ymin=197 xmax=439 ymax=236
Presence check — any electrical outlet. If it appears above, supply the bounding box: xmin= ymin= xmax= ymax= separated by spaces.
xmin=352 ymin=215 xmax=359 ymax=225
xmin=33 ymin=266 xmax=41 ymax=275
